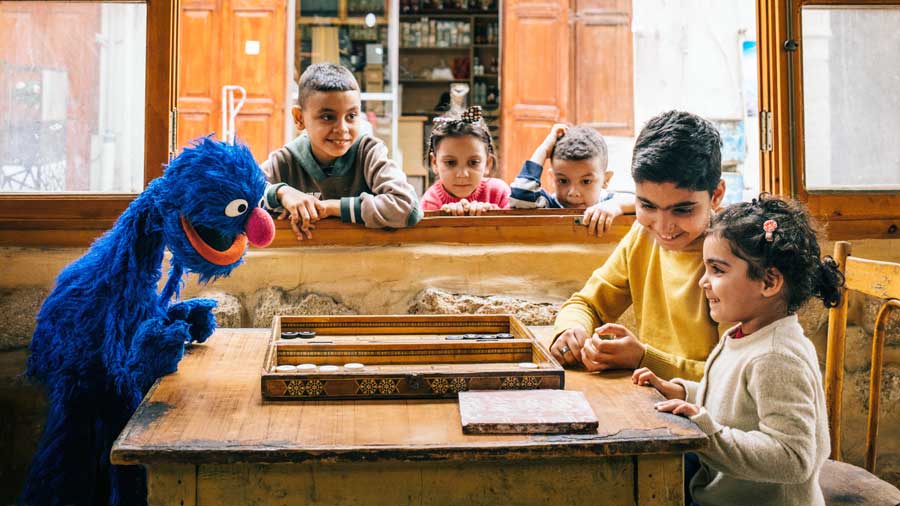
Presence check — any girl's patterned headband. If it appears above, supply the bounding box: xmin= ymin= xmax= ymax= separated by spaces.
xmin=434 ymin=105 xmax=483 ymax=125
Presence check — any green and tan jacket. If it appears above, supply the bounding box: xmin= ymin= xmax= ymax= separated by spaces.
xmin=262 ymin=134 xmax=421 ymax=228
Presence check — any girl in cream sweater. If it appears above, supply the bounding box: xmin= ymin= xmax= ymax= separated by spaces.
xmin=631 ymin=195 xmax=844 ymax=506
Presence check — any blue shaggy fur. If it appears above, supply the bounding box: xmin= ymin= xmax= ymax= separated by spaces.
xmin=22 ymin=137 xmax=268 ymax=506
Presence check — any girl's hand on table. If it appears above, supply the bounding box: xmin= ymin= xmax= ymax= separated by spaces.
xmin=632 ymin=367 xmax=686 ymax=400
xmin=654 ymin=398 xmax=700 ymax=417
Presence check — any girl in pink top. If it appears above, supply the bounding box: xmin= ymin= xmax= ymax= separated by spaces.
xmin=421 ymin=106 xmax=510 ymax=215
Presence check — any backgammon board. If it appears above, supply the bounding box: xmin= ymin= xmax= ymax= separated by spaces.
xmin=261 ymin=315 xmax=564 ymax=401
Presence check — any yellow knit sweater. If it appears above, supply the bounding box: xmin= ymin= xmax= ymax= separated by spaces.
xmin=553 ymin=222 xmax=728 ymax=380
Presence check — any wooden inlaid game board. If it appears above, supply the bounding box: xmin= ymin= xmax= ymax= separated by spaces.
xmin=261 ymin=315 xmax=564 ymax=400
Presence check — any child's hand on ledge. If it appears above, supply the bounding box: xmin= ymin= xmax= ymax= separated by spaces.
xmin=582 ymin=201 xmax=624 ymax=237
xmin=440 ymin=200 xmax=499 ymax=216
xmin=632 ymin=367 xmax=686 ymax=400
xmin=277 ymin=186 xmax=325 ymax=241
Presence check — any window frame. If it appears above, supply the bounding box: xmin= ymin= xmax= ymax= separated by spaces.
xmin=3 ymin=0 xmax=896 ymax=248
xmin=0 ymin=0 xmax=178 ymax=245
xmin=758 ymin=0 xmax=899 ymax=240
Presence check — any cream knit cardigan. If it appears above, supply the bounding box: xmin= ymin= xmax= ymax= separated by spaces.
xmin=672 ymin=314 xmax=829 ymax=506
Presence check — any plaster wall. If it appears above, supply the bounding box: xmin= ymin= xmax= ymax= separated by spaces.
xmin=1 ymin=239 xmax=899 ymax=501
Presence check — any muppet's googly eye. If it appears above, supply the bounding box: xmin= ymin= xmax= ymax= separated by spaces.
xmin=258 ymin=196 xmax=266 ymax=209
xmin=225 ymin=198 xmax=249 ymax=217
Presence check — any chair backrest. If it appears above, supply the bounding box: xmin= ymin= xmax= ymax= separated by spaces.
xmin=824 ymin=241 xmax=900 ymax=472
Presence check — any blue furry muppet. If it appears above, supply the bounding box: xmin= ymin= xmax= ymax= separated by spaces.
xmin=22 ymin=137 xmax=275 ymax=506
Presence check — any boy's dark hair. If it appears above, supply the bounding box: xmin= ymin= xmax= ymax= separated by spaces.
xmin=551 ymin=126 xmax=608 ymax=168
xmin=709 ymin=194 xmax=844 ymax=313
xmin=632 ymin=110 xmax=722 ymax=194
xmin=427 ymin=108 xmax=494 ymax=166
xmin=297 ymin=63 xmax=360 ymax=106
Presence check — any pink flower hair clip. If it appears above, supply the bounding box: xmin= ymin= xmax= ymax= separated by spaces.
xmin=763 ymin=219 xmax=778 ymax=242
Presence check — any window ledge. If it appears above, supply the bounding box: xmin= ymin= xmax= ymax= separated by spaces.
xmin=0 ymin=207 xmax=633 ymax=247
xmin=1 ymin=203 xmax=897 ymax=247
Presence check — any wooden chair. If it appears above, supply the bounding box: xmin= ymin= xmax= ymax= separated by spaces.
xmin=822 ymin=241 xmax=900 ymax=506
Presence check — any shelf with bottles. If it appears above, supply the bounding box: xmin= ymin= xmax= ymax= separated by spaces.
xmin=296 ymin=19 xmax=391 ymax=95
xmin=400 ymin=79 xmax=471 ymax=84
xmin=472 ymin=17 xmax=499 ymax=45
xmin=297 ymin=15 xmax=388 ymax=26
xmin=401 ymin=108 xmax=499 ymax=117
xmin=399 ymin=46 xmax=471 ymax=51
xmin=401 ymin=18 xmax=471 ymax=48
xmin=400 ymin=0 xmax=499 ymax=15
xmin=299 ymin=0 xmax=387 ymax=19
xmin=470 ymin=82 xmax=499 ymax=109
xmin=399 ymin=13 xmax=498 ymax=19
xmin=401 ymin=0 xmax=497 ymax=15
xmin=401 ymin=87 xmax=499 ymax=114
xmin=470 ymin=53 xmax=498 ymax=77
xmin=346 ymin=0 xmax=386 ymax=15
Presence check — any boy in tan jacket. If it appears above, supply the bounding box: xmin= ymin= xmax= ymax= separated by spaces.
xmin=262 ymin=63 xmax=421 ymax=240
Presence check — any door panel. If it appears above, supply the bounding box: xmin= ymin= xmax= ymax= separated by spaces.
xmin=229 ymin=1 xmax=284 ymax=161
xmin=179 ymin=111 xmax=215 ymax=147
xmin=501 ymin=0 xmax=635 ymax=188
xmin=573 ymin=0 xmax=633 ymax=136
xmin=178 ymin=1 xmax=219 ymax=151
xmin=234 ymin=114 xmax=271 ymax=159
xmin=177 ymin=0 xmax=285 ymax=162
xmin=501 ymin=0 xmax=569 ymax=185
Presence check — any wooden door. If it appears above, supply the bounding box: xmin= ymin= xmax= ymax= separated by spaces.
xmin=571 ymin=0 xmax=633 ymax=137
xmin=177 ymin=0 xmax=286 ymax=163
xmin=500 ymin=0 xmax=570 ymax=184
xmin=500 ymin=0 xmax=634 ymax=185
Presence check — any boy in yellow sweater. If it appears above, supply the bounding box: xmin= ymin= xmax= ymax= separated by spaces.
xmin=552 ymin=110 xmax=728 ymax=380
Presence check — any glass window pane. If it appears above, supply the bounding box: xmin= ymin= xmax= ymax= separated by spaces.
xmin=626 ymin=1 xmax=759 ymax=204
xmin=0 ymin=2 xmax=146 ymax=193
xmin=801 ymin=6 xmax=900 ymax=191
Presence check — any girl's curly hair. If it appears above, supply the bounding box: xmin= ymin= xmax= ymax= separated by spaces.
xmin=709 ymin=194 xmax=844 ymax=312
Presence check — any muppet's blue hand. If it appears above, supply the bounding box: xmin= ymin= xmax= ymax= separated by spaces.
xmin=166 ymin=298 xmax=218 ymax=343
xmin=125 ymin=317 xmax=191 ymax=399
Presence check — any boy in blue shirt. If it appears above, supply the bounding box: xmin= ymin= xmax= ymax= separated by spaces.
xmin=510 ymin=124 xmax=633 ymax=235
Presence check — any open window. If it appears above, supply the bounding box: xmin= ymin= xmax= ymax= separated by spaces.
xmin=758 ymin=0 xmax=900 ymax=240
xmin=9 ymin=0 xmax=891 ymax=247
xmin=0 ymin=0 xmax=176 ymax=245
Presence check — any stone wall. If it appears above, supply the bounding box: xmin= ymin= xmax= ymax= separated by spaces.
xmin=1 ymin=239 xmax=898 ymax=502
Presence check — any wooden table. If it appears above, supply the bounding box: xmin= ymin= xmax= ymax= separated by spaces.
xmin=111 ymin=327 xmax=706 ymax=506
